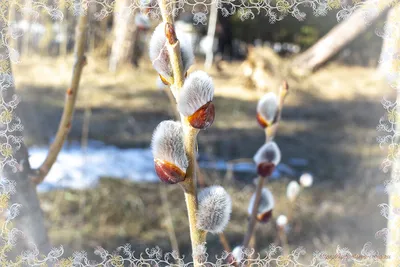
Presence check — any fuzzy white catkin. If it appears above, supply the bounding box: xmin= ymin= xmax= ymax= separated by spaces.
xmin=276 ymin=215 xmax=288 ymax=227
xmin=231 ymin=246 xmax=244 ymax=262
xmin=253 ymin=141 xmax=281 ymax=166
xmin=286 ymin=180 xmax=301 ymax=202
xmin=257 ymin=92 xmax=279 ymax=124
xmin=197 ymin=185 xmax=232 ymax=234
xmin=247 ymin=188 xmax=274 ymax=215
xmin=151 ymin=120 xmax=188 ymax=172
xmin=299 ymin=173 xmax=313 ymax=187
xmin=177 ymin=71 xmax=214 ymax=116
xmin=149 ymin=23 xmax=194 ymax=79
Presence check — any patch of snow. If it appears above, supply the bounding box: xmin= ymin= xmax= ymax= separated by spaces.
xmin=30 ymin=143 xmax=158 ymax=192
xmin=29 ymin=141 xmax=300 ymax=192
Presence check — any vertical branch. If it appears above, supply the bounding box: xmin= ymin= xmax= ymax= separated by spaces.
xmin=1 ymin=1 xmax=51 ymax=253
xmin=160 ymin=186 xmax=180 ymax=256
xmin=386 ymin=72 xmax=400 ymax=266
xmin=180 ymin=122 xmax=207 ymax=264
xmin=384 ymin=4 xmax=400 ymax=266
xmin=204 ymin=0 xmax=218 ymax=69
xmin=22 ymin=0 xmax=32 ymax=57
xmin=243 ymin=176 xmax=265 ymax=248
xmin=158 ymin=1 xmax=208 ymax=263
xmin=31 ymin=11 xmax=89 ymax=184
xmin=60 ymin=0 xmax=69 ymax=57
xmin=266 ymin=81 xmax=289 ymax=142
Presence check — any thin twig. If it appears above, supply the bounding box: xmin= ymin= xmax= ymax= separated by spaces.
xmin=266 ymin=81 xmax=289 ymax=142
xmin=160 ymin=186 xmax=180 ymax=257
xmin=81 ymin=106 xmax=92 ymax=153
xmin=180 ymin=123 xmax=207 ymax=265
xmin=31 ymin=12 xmax=89 ymax=184
xmin=278 ymin=227 xmax=289 ymax=255
xmin=219 ymin=232 xmax=232 ymax=253
xmin=243 ymin=175 xmax=266 ymax=248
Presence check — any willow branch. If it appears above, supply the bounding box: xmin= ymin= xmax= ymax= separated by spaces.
xmin=243 ymin=175 xmax=266 ymax=248
xmin=266 ymin=81 xmax=289 ymax=142
xmin=180 ymin=121 xmax=207 ymax=265
xmin=158 ymin=0 xmax=207 ymax=264
xmin=160 ymin=186 xmax=180 ymax=256
xmin=31 ymin=13 xmax=89 ymax=185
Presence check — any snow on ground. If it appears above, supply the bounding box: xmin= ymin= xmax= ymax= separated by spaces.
xmin=29 ymin=141 xmax=300 ymax=192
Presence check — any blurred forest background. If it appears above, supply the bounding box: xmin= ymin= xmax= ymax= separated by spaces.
xmin=4 ymin=0 xmax=397 ymax=263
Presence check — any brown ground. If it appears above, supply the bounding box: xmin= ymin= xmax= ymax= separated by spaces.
xmin=12 ymin=55 xmax=394 ymax=264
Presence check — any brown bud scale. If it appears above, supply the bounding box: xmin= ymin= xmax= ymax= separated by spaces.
xmin=159 ymin=74 xmax=170 ymax=86
xmin=154 ymin=159 xmax=186 ymax=184
xmin=257 ymin=209 xmax=273 ymax=223
xmin=188 ymin=101 xmax=215 ymax=129
xmin=66 ymin=88 xmax=73 ymax=95
xmin=165 ymin=23 xmax=178 ymax=45
xmin=256 ymin=112 xmax=269 ymax=128
xmin=257 ymin=162 xmax=275 ymax=177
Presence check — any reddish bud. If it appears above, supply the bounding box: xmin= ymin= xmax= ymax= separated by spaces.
xmin=159 ymin=74 xmax=170 ymax=86
xmin=188 ymin=101 xmax=215 ymax=129
xmin=154 ymin=159 xmax=186 ymax=184
xmin=257 ymin=162 xmax=275 ymax=177
xmin=256 ymin=112 xmax=268 ymax=128
xmin=66 ymin=88 xmax=73 ymax=95
xmin=257 ymin=209 xmax=273 ymax=223
xmin=165 ymin=22 xmax=177 ymax=45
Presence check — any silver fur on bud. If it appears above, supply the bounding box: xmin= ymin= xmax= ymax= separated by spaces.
xmin=247 ymin=188 xmax=274 ymax=215
xmin=286 ymin=180 xmax=301 ymax=202
xmin=149 ymin=23 xmax=194 ymax=80
xmin=178 ymin=71 xmax=214 ymax=116
xmin=151 ymin=120 xmax=188 ymax=172
xmin=197 ymin=186 xmax=232 ymax=234
xmin=253 ymin=141 xmax=281 ymax=166
xmin=231 ymin=246 xmax=244 ymax=263
xmin=257 ymin=92 xmax=279 ymax=124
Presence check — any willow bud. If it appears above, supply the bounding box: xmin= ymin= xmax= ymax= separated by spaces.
xmin=178 ymin=71 xmax=215 ymax=129
xmin=286 ymin=180 xmax=301 ymax=202
xmin=256 ymin=92 xmax=279 ymax=128
xmin=253 ymin=141 xmax=281 ymax=177
xmin=230 ymin=246 xmax=244 ymax=263
xmin=151 ymin=121 xmax=188 ymax=184
xmin=248 ymin=188 xmax=274 ymax=223
xmin=276 ymin=215 xmax=288 ymax=228
xmin=299 ymin=173 xmax=313 ymax=187
xmin=149 ymin=23 xmax=194 ymax=84
xmin=197 ymin=186 xmax=232 ymax=234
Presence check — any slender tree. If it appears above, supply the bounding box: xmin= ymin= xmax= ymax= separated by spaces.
xmin=291 ymin=0 xmax=396 ymax=75
xmin=0 ymin=1 xmax=51 ymax=253
xmin=109 ymin=0 xmax=138 ymax=71
xmin=383 ymin=4 xmax=400 ymax=265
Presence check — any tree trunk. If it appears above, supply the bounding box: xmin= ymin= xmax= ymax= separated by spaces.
xmin=384 ymin=5 xmax=400 ymax=265
xmin=22 ymin=0 xmax=32 ymax=57
xmin=0 ymin=2 xmax=51 ymax=254
xmin=204 ymin=1 xmax=218 ymax=69
xmin=291 ymin=0 xmax=394 ymax=75
xmin=108 ymin=0 xmax=138 ymax=72
xmin=60 ymin=0 xmax=69 ymax=57
xmin=378 ymin=5 xmax=400 ymax=76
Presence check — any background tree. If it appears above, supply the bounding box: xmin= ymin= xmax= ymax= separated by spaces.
xmin=109 ymin=0 xmax=138 ymax=71
xmin=0 ymin=1 xmax=51 ymax=253
xmin=291 ymin=0 xmax=396 ymax=75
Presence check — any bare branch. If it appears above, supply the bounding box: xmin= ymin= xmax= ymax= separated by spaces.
xmin=31 ymin=13 xmax=89 ymax=185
